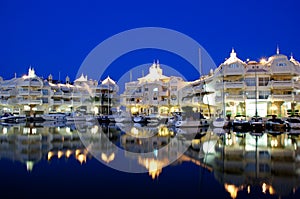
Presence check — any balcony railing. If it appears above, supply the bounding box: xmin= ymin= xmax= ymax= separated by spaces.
xmin=30 ymin=91 xmax=42 ymax=96
xmin=226 ymin=94 xmax=245 ymax=101
xmin=224 ymin=82 xmax=245 ymax=89
xmin=18 ymin=99 xmax=43 ymax=105
xmin=269 ymin=80 xmax=293 ymax=88
xmin=269 ymin=94 xmax=293 ymax=101
xmin=0 ymin=91 xmax=11 ymax=96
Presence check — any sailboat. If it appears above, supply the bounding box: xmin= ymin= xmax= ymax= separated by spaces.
xmin=213 ymin=68 xmax=228 ymax=129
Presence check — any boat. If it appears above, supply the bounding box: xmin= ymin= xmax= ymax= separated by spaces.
xmin=0 ymin=113 xmax=27 ymax=123
xmin=113 ymin=111 xmax=132 ymax=123
xmin=175 ymin=119 xmax=210 ymax=128
xmin=249 ymin=115 xmax=265 ymax=134
xmin=213 ymin=117 xmax=228 ymax=128
xmin=41 ymin=113 xmax=66 ymax=121
xmin=265 ymin=115 xmax=288 ymax=132
xmin=132 ymin=115 xmax=148 ymax=123
xmin=174 ymin=112 xmax=210 ymax=128
xmin=65 ymin=112 xmax=87 ymax=122
xmin=285 ymin=117 xmax=300 ymax=129
xmin=232 ymin=114 xmax=250 ymax=132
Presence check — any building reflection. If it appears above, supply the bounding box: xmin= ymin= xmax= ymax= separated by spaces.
xmin=212 ymin=132 xmax=300 ymax=198
xmin=1 ymin=122 xmax=300 ymax=198
xmin=0 ymin=122 xmax=87 ymax=171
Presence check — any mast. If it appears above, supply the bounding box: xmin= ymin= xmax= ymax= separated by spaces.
xmin=222 ymin=67 xmax=225 ymax=118
xmin=255 ymin=68 xmax=258 ymax=117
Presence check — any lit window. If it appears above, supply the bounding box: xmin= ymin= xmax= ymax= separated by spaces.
xmin=229 ymin=63 xmax=238 ymax=68
xmin=153 ymin=88 xmax=158 ymax=92
xmin=277 ymin=62 xmax=287 ymax=67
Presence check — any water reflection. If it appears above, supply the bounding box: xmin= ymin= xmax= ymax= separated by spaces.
xmin=0 ymin=121 xmax=300 ymax=198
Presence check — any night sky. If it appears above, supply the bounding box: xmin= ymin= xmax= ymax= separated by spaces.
xmin=1 ymin=0 xmax=299 ymax=86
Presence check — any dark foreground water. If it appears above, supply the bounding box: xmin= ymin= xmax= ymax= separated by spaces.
xmin=0 ymin=122 xmax=300 ymax=199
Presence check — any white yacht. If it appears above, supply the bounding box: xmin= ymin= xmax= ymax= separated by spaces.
xmin=41 ymin=113 xmax=66 ymax=121
xmin=65 ymin=112 xmax=86 ymax=122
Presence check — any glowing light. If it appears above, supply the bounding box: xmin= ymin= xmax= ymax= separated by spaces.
xmin=75 ymin=149 xmax=81 ymax=157
xmin=91 ymin=125 xmax=98 ymax=134
xmin=77 ymin=154 xmax=86 ymax=164
xmin=260 ymin=58 xmax=267 ymax=64
xmin=153 ymin=149 xmax=158 ymax=157
xmin=66 ymin=127 xmax=70 ymax=133
xmin=131 ymin=107 xmax=139 ymax=114
xmin=130 ymin=127 xmax=139 ymax=135
xmin=101 ymin=153 xmax=115 ymax=163
xmin=138 ymin=157 xmax=168 ymax=180
xmin=47 ymin=151 xmax=54 ymax=161
xmin=247 ymin=185 xmax=250 ymax=194
xmin=58 ymin=151 xmax=63 ymax=159
xmin=2 ymin=127 xmax=7 ymax=134
xmin=24 ymin=105 xmax=30 ymax=111
xmin=262 ymin=183 xmax=267 ymax=193
xmin=26 ymin=161 xmax=34 ymax=172
xmin=271 ymin=139 xmax=278 ymax=147
xmin=225 ymin=184 xmax=239 ymax=199
xmin=65 ymin=150 xmax=72 ymax=158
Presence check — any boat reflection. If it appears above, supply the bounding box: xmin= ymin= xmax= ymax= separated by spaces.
xmin=1 ymin=122 xmax=300 ymax=198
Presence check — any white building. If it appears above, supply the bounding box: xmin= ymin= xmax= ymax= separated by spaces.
xmin=120 ymin=61 xmax=188 ymax=115
xmin=0 ymin=68 xmax=119 ymax=116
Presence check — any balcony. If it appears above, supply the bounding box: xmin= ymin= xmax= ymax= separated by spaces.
xmin=224 ymin=82 xmax=245 ymax=89
xmin=224 ymin=67 xmax=244 ymax=76
xmin=19 ymin=99 xmax=43 ymax=105
xmin=53 ymin=92 xmax=63 ymax=97
xmin=269 ymin=94 xmax=293 ymax=101
xmin=18 ymin=81 xmax=42 ymax=87
xmin=269 ymin=80 xmax=293 ymax=88
xmin=72 ymin=101 xmax=81 ymax=105
xmin=0 ymin=91 xmax=11 ymax=97
xmin=226 ymin=94 xmax=244 ymax=101
xmin=30 ymin=91 xmax=42 ymax=96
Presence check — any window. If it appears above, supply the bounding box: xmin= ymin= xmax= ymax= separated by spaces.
xmin=153 ymin=87 xmax=158 ymax=92
xmin=229 ymin=63 xmax=238 ymax=68
xmin=277 ymin=62 xmax=287 ymax=67
xmin=42 ymin=89 xmax=48 ymax=95
xmin=259 ymin=77 xmax=269 ymax=86
xmin=171 ymin=95 xmax=177 ymax=100
xmin=153 ymin=97 xmax=157 ymax=100
xmin=144 ymin=87 xmax=148 ymax=91
xmin=246 ymin=91 xmax=256 ymax=99
xmin=259 ymin=91 xmax=270 ymax=99
xmin=245 ymin=78 xmax=256 ymax=86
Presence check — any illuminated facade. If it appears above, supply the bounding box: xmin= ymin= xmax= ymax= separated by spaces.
xmin=211 ymin=48 xmax=300 ymax=118
xmin=0 ymin=68 xmax=119 ymax=115
xmin=120 ymin=61 xmax=188 ymax=115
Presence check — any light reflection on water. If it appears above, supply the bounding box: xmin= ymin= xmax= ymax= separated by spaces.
xmin=0 ymin=121 xmax=300 ymax=198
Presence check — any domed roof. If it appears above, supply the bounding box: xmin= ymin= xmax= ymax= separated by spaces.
xmin=101 ymin=76 xmax=116 ymax=85
xmin=223 ymin=48 xmax=244 ymax=65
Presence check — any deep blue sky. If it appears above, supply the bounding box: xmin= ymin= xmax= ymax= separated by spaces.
xmin=1 ymin=0 xmax=299 ymax=83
